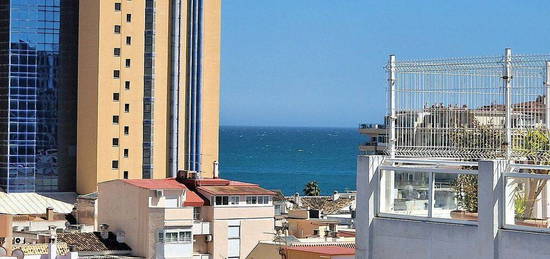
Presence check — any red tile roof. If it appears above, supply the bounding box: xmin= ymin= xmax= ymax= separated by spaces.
xmin=183 ymin=190 xmax=205 ymax=207
xmin=286 ymin=246 xmax=355 ymax=256
xmin=120 ymin=178 xmax=205 ymax=207
xmin=197 ymin=184 xmax=275 ymax=196
xmin=122 ymin=178 xmax=187 ymax=190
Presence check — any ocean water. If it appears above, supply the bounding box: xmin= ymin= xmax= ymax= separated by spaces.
xmin=219 ymin=126 xmax=365 ymax=195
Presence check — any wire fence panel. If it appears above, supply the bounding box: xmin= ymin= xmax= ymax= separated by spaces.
xmin=388 ymin=50 xmax=550 ymax=162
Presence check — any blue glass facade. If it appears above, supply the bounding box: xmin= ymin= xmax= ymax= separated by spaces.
xmin=0 ymin=0 xmax=77 ymax=192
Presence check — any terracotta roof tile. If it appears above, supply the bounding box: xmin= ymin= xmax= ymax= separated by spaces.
xmin=58 ymin=232 xmax=131 ymax=252
xmin=286 ymin=246 xmax=355 ymax=255
xmin=121 ymin=178 xmax=187 ymax=190
xmin=197 ymin=185 xmax=275 ymax=196
xmin=183 ymin=190 xmax=204 ymax=207
xmin=13 ymin=243 xmax=70 ymax=255
xmin=293 ymin=197 xmax=354 ymax=214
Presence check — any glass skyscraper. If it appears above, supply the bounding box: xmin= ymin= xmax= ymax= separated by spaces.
xmin=0 ymin=0 xmax=78 ymax=192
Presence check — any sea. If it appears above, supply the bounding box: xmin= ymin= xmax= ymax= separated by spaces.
xmin=219 ymin=126 xmax=365 ymax=195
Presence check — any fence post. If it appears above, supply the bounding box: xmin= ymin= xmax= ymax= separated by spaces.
xmin=503 ymin=48 xmax=512 ymax=160
xmin=388 ymin=55 xmax=396 ymax=158
xmin=545 ymin=61 xmax=550 ymax=129
xmin=356 ymin=155 xmax=384 ymax=259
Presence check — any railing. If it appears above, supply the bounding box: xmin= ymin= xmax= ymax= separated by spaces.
xmin=377 ymin=159 xmax=479 ymax=225
xmin=193 ymin=254 xmax=212 ymax=259
xmin=386 ymin=50 xmax=550 ymax=162
xmin=192 ymin=221 xmax=211 ymax=235
xmin=359 ymin=123 xmax=386 ymax=129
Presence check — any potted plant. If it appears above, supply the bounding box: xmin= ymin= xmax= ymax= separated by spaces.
xmin=450 ymin=174 xmax=479 ymax=221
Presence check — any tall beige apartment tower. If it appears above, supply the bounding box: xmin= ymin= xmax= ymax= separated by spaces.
xmin=77 ymin=0 xmax=221 ymax=194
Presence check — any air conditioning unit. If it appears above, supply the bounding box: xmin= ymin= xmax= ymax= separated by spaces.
xmin=155 ymin=189 xmax=164 ymax=197
xmin=13 ymin=237 xmax=24 ymax=245
xmin=205 ymin=234 xmax=213 ymax=242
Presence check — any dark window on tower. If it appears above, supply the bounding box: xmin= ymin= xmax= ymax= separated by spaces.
xmin=113 ymin=115 xmax=119 ymax=124
xmin=114 ymin=48 xmax=121 ymax=56
xmin=114 ymin=25 xmax=121 ymax=34
xmin=124 ymin=126 xmax=129 ymax=135
xmin=126 ymin=14 xmax=132 ymax=22
xmin=124 ymin=149 xmax=129 ymax=158
xmin=113 ymin=70 xmax=120 ymax=78
xmin=115 ymin=3 xmax=121 ymax=11
xmin=125 ymin=59 xmax=131 ymax=67
xmin=123 ymin=171 xmax=129 ymax=179
xmin=125 ymin=81 xmax=131 ymax=90
xmin=126 ymin=36 xmax=132 ymax=45
xmin=113 ymin=93 xmax=120 ymax=101
xmin=124 ymin=104 xmax=130 ymax=112
xmin=112 ymin=138 xmax=119 ymax=146
xmin=112 ymin=160 xmax=119 ymax=169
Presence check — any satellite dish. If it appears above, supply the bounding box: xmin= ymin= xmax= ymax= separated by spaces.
xmin=0 ymin=246 xmax=7 ymax=256
xmin=12 ymin=249 xmax=24 ymax=259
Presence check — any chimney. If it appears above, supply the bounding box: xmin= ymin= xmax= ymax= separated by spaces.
xmin=293 ymin=193 xmax=301 ymax=207
xmin=332 ymin=191 xmax=340 ymax=201
xmin=99 ymin=224 xmax=109 ymax=240
xmin=213 ymin=161 xmax=219 ymax=178
xmin=48 ymin=225 xmax=58 ymax=259
xmin=46 ymin=207 xmax=54 ymax=221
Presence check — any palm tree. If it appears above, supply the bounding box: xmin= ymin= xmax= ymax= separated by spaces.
xmin=303 ymin=181 xmax=321 ymax=196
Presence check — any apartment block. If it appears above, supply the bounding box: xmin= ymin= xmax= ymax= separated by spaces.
xmin=97 ymin=177 xmax=275 ymax=259
xmin=77 ymin=0 xmax=221 ymax=194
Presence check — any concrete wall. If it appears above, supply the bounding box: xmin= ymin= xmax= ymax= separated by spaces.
xmin=97 ymin=181 xmax=150 ymax=257
xmin=201 ymin=204 xmax=275 ymax=258
xmin=356 ymin=156 xmax=550 ymax=259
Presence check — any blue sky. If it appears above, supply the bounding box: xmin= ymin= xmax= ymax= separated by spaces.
xmin=220 ymin=0 xmax=550 ymax=128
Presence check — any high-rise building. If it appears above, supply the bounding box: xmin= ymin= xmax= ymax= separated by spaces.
xmin=77 ymin=0 xmax=221 ymax=194
xmin=0 ymin=0 xmax=79 ymax=193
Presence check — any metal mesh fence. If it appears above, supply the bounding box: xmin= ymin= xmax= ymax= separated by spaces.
xmin=388 ymin=50 xmax=550 ymax=162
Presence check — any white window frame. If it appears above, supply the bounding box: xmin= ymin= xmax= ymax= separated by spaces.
xmin=377 ymin=164 xmax=479 ymax=226
xmin=502 ymin=164 xmax=550 ymax=234
xmin=157 ymin=228 xmax=192 ymax=244
xmin=215 ymin=196 xmax=229 ymax=206
xmin=229 ymin=196 xmax=240 ymax=205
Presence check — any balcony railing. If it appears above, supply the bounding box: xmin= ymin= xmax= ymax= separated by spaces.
xmin=359 ymin=123 xmax=386 ymax=129
xmin=192 ymin=221 xmax=211 ymax=235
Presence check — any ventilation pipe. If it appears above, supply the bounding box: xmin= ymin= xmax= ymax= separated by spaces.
xmin=169 ymin=0 xmax=182 ymax=178
xmin=213 ymin=161 xmax=219 ymax=178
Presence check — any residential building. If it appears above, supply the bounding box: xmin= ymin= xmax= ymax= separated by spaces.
xmin=358 ymin=123 xmax=387 ymax=155
xmin=0 ymin=0 xmax=79 ymax=193
xmin=357 ymin=51 xmax=550 ymax=259
xmin=287 ymin=209 xmax=338 ymax=239
xmin=77 ymin=0 xmax=221 ymax=194
xmin=97 ymin=177 xmax=275 ymax=259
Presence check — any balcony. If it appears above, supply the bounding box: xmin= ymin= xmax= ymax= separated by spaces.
xmin=359 ymin=123 xmax=386 ymax=135
xmin=192 ymin=221 xmax=211 ymax=235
